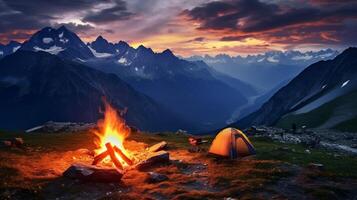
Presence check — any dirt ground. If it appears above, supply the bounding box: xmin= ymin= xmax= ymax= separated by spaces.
xmin=0 ymin=131 xmax=357 ymax=200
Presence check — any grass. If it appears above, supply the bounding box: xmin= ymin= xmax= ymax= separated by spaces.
xmin=253 ymin=137 xmax=357 ymax=178
xmin=334 ymin=116 xmax=357 ymax=132
xmin=1 ymin=130 xmax=356 ymax=177
xmin=1 ymin=130 xmax=357 ymax=199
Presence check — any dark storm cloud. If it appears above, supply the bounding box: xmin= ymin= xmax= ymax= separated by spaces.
xmin=0 ymin=0 xmax=133 ymax=42
xmin=3 ymin=0 xmax=97 ymax=14
xmin=82 ymin=0 xmax=133 ymax=24
xmin=183 ymin=0 xmax=357 ymax=32
xmin=0 ymin=0 xmax=99 ymax=33
xmin=0 ymin=0 xmax=132 ymax=32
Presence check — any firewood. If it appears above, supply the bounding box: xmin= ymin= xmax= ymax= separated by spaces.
xmin=105 ymin=143 xmax=123 ymax=170
xmin=148 ymin=141 xmax=167 ymax=152
xmin=113 ymin=146 xmax=133 ymax=165
xmin=92 ymin=150 xmax=109 ymax=165
xmin=63 ymin=162 xmax=123 ymax=182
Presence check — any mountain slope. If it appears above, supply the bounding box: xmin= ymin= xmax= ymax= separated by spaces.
xmin=235 ymin=47 xmax=357 ymax=129
xmin=0 ymin=41 xmax=21 ymax=58
xmin=277 ymin=89 xmax=357 ymax=131
xmin=0 ymin=50 xmax=189 ymax=131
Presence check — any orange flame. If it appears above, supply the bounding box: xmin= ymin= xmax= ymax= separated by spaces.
xmin=93 ymin=101 xmax=132 ymax=167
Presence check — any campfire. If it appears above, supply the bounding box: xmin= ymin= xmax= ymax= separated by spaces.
xmin=92 ymin=102 xmax=134 ymax=171
xmin=63 ymin=101 xmax=170 ymax=182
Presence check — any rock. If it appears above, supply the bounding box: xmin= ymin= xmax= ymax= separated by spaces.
xmin=12 ymin=138 xmax=24 ymax=146
xmin=63 ymin=163 xmax=123 ymax=182
xmin=147 ymin=141 xmax=167 ymax=152
xmin=308 ymin=163 xmax=324 ymax=171
xmin=145 ymin=172 xmax=168 ymax=183
xmin=1 ymin=138 xmax=24 ymax=148
xmin=136 ymin=151 xmax=170 ymax=170
xmin=2 ymin=140 xmax=12 ymax=147
xmin=26 ymin=121 xmax=96 ymax=133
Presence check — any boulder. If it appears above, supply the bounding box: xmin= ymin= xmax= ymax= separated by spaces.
xmin=63 ymin=163 xmax=123 ymax=182
xmin=136 ymin=151 xmax=170 ymax=170
xmin=2 ymin=140 xmax=12 ymax=147
xmin=13 ymin=138 xmax=24 ymax=146
xmin=147 ymin=141 xmax=167 ymax=152
xmin=307 ymin=163 xmax=324 ymax=171
xmin=1 ymin=138 xmax=24 ymax=148
xmin=145 ymin=172 xmax=168 ymax=183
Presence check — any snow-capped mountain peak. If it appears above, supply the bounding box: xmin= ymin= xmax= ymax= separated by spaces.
xmin=19 ymin=26 xmax=94 ymax=60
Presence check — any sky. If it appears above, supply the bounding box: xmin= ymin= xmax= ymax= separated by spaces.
xmin=0 ymin=0 xmax=356 ymax=56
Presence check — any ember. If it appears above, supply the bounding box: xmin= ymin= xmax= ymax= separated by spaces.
xmin=92 ymin=101 xmax=134 ymax=171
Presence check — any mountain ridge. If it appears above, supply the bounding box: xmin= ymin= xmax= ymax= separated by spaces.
xmin=235 ymin=47 xmax=357 ymax=131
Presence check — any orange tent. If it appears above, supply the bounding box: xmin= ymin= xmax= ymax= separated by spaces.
xmin=209 ymin=127 xmax=255 ymax=158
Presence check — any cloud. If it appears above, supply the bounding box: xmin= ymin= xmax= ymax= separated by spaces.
xmin=181 ymin=0 xmax=357 ymax=51
xmin=82 ymin=0 xmax=133 ymax=24
xmin=220 ymin=35 xmax=252 ymax=41
xmin=183 ymin=0 xmax=357 ymax=32
xmin=184 ymin=37 xmax=205 ymax=43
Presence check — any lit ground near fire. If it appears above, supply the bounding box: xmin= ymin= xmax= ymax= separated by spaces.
xmin=1 ymin=130 xmax=357 ymax=199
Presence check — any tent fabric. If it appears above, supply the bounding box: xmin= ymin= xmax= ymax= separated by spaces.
xmin=209 ymin=127 xmax=255 ymax=158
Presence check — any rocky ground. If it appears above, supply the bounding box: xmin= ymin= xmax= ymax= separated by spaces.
xmin=246 ymin=126 xmax=357 ymax=155
xmin=0 ymin=129 xmax=357 ymax=199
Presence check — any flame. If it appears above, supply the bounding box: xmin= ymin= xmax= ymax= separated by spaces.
xmin=93 ymin=101 xmax=132 ymax=167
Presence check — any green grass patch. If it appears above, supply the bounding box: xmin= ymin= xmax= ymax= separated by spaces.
xmin=252 ymin=137 xmax=357 ymax=178
xmin=333 ymin=117 xmax=357 ymax=132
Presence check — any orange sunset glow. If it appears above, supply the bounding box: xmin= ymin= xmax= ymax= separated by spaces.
xmin=1 ymin=0 xmax=356 ymax=56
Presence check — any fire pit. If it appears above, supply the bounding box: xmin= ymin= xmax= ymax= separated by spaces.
xmin=63 ymin=102 xmax=170 ymax=182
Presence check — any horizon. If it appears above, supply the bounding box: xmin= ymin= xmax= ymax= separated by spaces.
xmin=0 ymin=0 xmax=356 ymax=56
xmin=0 ymin=24 xmax=345 ymax=58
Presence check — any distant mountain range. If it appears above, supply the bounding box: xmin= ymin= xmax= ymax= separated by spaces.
xmin=1 ymin=26 xmax=353 ymax=133
xmin=84 ymin=35 xmax=256 ymax=131
xmin=235 ymin=47 xmax=357 ymax=132
xmin=0 ymin=26 xmax=258 ymax=132
xmin=0 ymin=50 xmax=188 ymax=131
xmin=187 ymin=49 xmax=339 ymax=91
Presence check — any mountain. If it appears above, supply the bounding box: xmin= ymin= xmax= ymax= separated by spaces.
xmin=235 ymin=47 xmax=357 ymax=132
xmin=187 ymin=49 xmax=339 ymax=91
xmin=20 ymin=26 xmax=94 ymax=60
xmin=83 ymin=36 xmax=256 ymax=131
xmin=0 ymin=26 xmax=262 ymax=131
xmin=0 ymin=41 xmax=21 ymax=58
xmin=88 ymin=36 xmax=130 ymax=56
xmin=0 ymin=50 xmax=189 ymax=131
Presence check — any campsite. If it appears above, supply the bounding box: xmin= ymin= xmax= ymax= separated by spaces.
xmin=1 ymin=123 xmax=357 ymax=199
xmin=1 ymin=0 xmax=357 ymax=199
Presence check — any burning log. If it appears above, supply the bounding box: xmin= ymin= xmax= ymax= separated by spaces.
xmin=105 ymin=142 xmax=123 ymax=170
xmin=92 ymin=150 xmax=109 ymax=165
xmin=113 ymin=145 xmax=133 ymax=165
xmin=147 ymin=141 xmax=167 ymax=152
